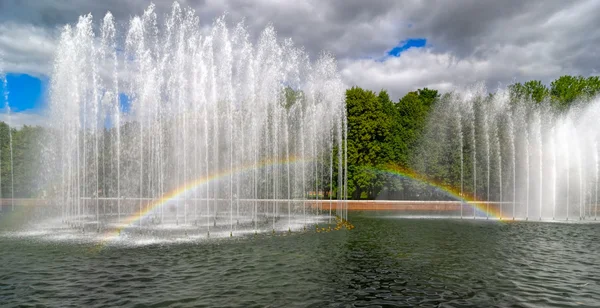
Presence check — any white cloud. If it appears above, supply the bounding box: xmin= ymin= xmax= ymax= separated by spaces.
xmin=0 ymin=23 xmax=57 ymax=76
xmin=341 ymin=48 xmax=487 ymax=99
xmin=0 ymin=110 xmax=47 ymax=127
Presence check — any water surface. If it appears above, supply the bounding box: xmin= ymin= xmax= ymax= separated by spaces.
xmin=1 ymin=213 xmax=599 ymax=307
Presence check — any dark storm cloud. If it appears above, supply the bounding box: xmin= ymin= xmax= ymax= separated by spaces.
xmin=407 ymin=0 xmax=595 ymax=57
xmin=405 ymin=0 xmax=535 ymax=56
xmin=0 ymin=0 xmax=409 ymax=63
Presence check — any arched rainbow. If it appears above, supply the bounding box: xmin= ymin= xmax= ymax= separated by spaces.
xmin=370 ymin=164 xmax=504 ymax=219
xmin=95 ymin=156 xmax=311 ymax=249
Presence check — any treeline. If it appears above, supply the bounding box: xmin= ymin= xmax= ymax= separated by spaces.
xmin=0 ymin=123 xmax=44 ymax=198
xmin=345 ymin=75 xmax=600 ymax=200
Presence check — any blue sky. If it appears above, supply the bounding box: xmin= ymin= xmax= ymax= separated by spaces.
xmin=387 ymin=38 xmax=427 ymax=57
xmin=0 ymin=72 xmax=128 ymax=120
xmin=0 ymin=73 xmax=47 ymax=112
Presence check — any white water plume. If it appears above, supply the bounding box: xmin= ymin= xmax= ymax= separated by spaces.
xmin=41 ymin=3 xmax=347 ymax=236
xmin=422 ymin=85 xmax=600 ymax=220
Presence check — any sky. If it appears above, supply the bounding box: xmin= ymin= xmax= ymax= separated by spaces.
xmin=0 ymin=0 xmax=599 ymax=126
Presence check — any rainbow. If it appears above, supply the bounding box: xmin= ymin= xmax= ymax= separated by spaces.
xmin=93 ymin=160 xmax=503 ymax=249
xmin=94 ymin=156 xmax=310 ymax=249
xmin=370 ymin=164 xmax=505 ymax=220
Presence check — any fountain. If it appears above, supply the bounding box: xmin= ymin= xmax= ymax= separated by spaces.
xmin=0 ymin=61 xmax=16 ymax=215
xmin=38 ymin=3 xmax=347 ymax=242
xmin=415 ymin=85 xmax=600 ymax=221
xmin=0 ymin=68 xmax=4 ymax=215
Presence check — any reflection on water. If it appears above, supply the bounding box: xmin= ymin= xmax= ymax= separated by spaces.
xmin=1 ymin=212 xmax=599 ymax=307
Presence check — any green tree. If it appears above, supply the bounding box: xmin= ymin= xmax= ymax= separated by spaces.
xmin=509 ymin=80 xmax=549 ymax=104
xmin=396 ymin=88 xmax=439 ymax=165
xmin=583 ymin=76 xmax=600 ymax=97
xmin=345 ymin=87 xmax=394 ymax=199
xmin=0 ymin=124 xmax=44 ymax=198
xmin=550 ymin=75 xmax=588 ymax=109
xmin=281 ymin=86 xmax=303 ymax=110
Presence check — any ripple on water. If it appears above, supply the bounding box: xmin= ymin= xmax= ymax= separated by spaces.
xmin=1 ymin=215 xmax=600 ymax=307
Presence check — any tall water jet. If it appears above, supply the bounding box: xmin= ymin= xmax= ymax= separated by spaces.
xmin=565 ymin=122 xmax=571 ymax=220
xmin=43 ymin=3 xmax=347 ymax=238
xmin=470 ymin=99 xmax=477 ymax=219
xmin=489 ymin=90 xmax=507 ymax=219
xmin=458 ymin=110 xmax=464 ymax=219
xmin=536 ymin=110 xmax=543 ymax=220
xmin=484 ymin=102 xmax=490 ymax=219
xmin=552 ymin=127 xmax=557 ymax=220
xmin=329 ymin=127 xmax=334 ymax=223
xmin=578 ymin=139 xmax=583 ymax=220
xmin=419 ymin=83 xmax=600 ymax=222
xmin=508 ymin=115 xmax=516 ymax=220
xmin=594 ymin=141 xmax=600 ymax=220
xmin=495 ymin=114 xmax=503 ymax=219
xmin=8 ymin=97 xmax=14 ymax=212
xmin=522 ymin=107 xmax=530 ymax=221
xmin=0 ymin=65 xmax=5 ymax=214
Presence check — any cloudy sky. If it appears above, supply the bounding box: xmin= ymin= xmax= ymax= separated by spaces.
xmin=0 ymin=0 xmax=599 ymax=126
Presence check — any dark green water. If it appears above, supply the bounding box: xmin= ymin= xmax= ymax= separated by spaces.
xmin=1 ymin=213 xmax=599 ymax=307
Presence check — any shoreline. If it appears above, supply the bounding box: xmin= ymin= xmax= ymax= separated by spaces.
xmin=309 ymin=200 xmax=509 ymax=212
xmin=0 ymin=198 xmax=511 ymax=213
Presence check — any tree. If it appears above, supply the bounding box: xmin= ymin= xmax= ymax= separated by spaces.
xmin=345 ymin=87 xmax=394 ymax=199
xmin=583 ymin=76 xmax=600 ymax=98
xmin=281 ymin=86 xmax=303 ymax=110
xmin=550 ymin=75 xmax=587 ymax=109
xmin=396 ymin=88 xmax=439 ymax=165
xmin=509 ymin=80 xmax=549 ymax=104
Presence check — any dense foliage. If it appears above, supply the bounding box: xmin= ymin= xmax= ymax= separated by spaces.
xmin=0 ymin=123 xmax=44 ymax=198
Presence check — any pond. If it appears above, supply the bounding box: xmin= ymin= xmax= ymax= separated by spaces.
xmin=1 ymin=212 xmax=599 ymax=307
